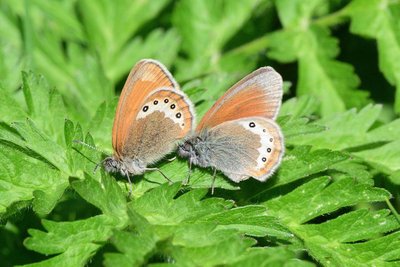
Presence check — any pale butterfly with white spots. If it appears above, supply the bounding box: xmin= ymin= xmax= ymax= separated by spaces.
xmin=178 ymin=67 xmax=284 ymax=190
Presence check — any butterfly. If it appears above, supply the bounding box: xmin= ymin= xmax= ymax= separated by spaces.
xmin=178 ymin=67 xmax=284 ymax=191
xmin=103 ymin=59 xmax=195 ymax=189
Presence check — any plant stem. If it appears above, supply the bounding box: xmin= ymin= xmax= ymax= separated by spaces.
xmin=385 ymin=198 xmax=400 ymax=225
xmin=313 ymin=7 xmax=350 ymax=27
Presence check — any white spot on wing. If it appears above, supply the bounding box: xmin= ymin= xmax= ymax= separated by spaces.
xmin=238 ymin=119 xmax=273 ymax=170
xmin=137 ymin=98 xmax=185 ymax=128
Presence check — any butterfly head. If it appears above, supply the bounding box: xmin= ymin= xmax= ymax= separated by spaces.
xmin=103 ymin=156 xmax=147 ymax=176
xmin=103 ymin=156 xmax=122 ymax=173
xmin=178 ymin=134 xmax=210 ymax=167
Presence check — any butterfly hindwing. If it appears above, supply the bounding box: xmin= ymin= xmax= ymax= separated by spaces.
xmin=112 ymin=59 xmax=179 ymax=157
xmin=198 ymin=117 xmax=284 ymax=182
xmin=121 ymin=88 xmax=195 ymax=165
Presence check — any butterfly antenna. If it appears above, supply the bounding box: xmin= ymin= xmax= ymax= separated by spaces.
xmin=73 ymin=140 xmax=108 ymax=155
xmin=73 ymin=140 xmax=110 ymax=174
xmin=210 ymin=168 xmax=217 ymax=195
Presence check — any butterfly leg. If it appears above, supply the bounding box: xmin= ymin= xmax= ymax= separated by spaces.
xmin=125 ymin=172 xmax=133 ymax=197
xmin=166 ymin=156 xmax=176 ymax=162
xmin=211 ymin=167 xmax=217 ymax=195
xmin=146 ymin=168 xmax=173 ymax=184
xmin=183 ymin=159 xmax=192 ymax=185
xmin=93 ymin=162 xmax=101 ymax=173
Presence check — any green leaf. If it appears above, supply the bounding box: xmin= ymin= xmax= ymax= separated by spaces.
xmin=265 ymin=176 xmax=390 ymax=224
xmin=269 ymin=0 xmax=368 ymax=116
xmin=0 ymin=84 xmax=26 ymax=122
xmin=105 ymin=183 xmax=290 ymax=266
xmin=22 ymin=245 xmax=101 ymax=267
xmin=229 ymin=247 xmax=315 ymax=267
xmin=171 ymin=234 xmax=255 ymax=266
xmin=275 ymin=146 xmax=348 ymax=187
xmin=71 ymin=173 xmax=128 ymax=224
xmin=328 ymin=159 xmax=373 ymax=184
xmin=173 ymin=0 xmax=260 ymax=80
xmin=349 ymin=0 xmax=400 ymax=113
xmin=289 ymin=105 xmax=383 ymax=150
xmin=78 ymin=0 xmax=173 ymax=82
xmin=280 ymin=95 xmax=320 ymax=119
xmin=106 ymin=29 xmax=180 ymax=82
xmin=280 ymin=116 xmax=325 ymax=142
xmin=299 ymin=212 xmax=400 ymax=266
xmin=263 ymin=177 xmax=399 ymax=266
xmin=29 ymin=0 xmax=85 ymax=41
xmin=196 ymin=205 xmax=292 ymax=239
xmin=0 ymin=6 xmax=24 ymax=91
xmin=130 ymin=183 xmax=231 ymax=225
xmin=354 ymin=140 xmax=400 ymax=173
xmin=300 ymin=209 xmax=399 ymax=243
xmin=21 ymin=72 xmax=67 ymax=143
xmin=104 ymin=210 xmax=158 ymax=267
xmin=0 ymin=139 xmax=66 ymax=217
xmin=288 ymin=104 xmax=400 ymax=173
xmin=131 ymin=159 xmax=239 ymax=197
xmin=23 ymin=216 xmax=116 ymax=267
xmin=0 ymin=121 xmax=69 ymax=218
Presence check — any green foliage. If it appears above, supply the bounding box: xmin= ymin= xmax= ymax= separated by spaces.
xmin=1 ymin=1 xmax=400 ymax=266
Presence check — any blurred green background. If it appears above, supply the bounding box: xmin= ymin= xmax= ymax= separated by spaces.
xmin=2 ymin=0 xmax=398 ymax=126
xmin=1 ymin=0 xmax=400 ymax=266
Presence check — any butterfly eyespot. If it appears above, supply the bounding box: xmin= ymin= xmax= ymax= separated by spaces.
xmin=170 ymin=104 xmax=176 ymax=109
xmin=153 ymin=100 xmax=158 ymax=105
xmin=176 ymin=113 xmax=181 ymax=118
xmin=164 ymin=99 xmax=169 ymax=103
xmin=249 ymin=122 xmax=255 ymax=128
xmin=263 ymin=129 xmax=266 ymax=132
xmin=269 ymin=138 xmax=273 ymax=142
xmin=142 ymin=106 xmax=149 ymax=112
xmin=267 ymin=148 xmax=272 ymax=153
xmin=262 ymin=157 xmax=267 ymax=162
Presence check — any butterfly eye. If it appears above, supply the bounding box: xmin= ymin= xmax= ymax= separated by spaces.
xmin=184 ymin=142 xmax=191 ymax=151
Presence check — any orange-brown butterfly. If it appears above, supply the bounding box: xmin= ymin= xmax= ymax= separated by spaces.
xmin=103 ymin=59 xmax=195 ymax=188
xmin=178 ymin=67 xmax=284 ymax=192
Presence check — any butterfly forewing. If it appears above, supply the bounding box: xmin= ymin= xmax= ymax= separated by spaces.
xmin=196 ymin=67 xmax=283 ymax=131
xmin=112 ymin=59 xmax=179 ymax=157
